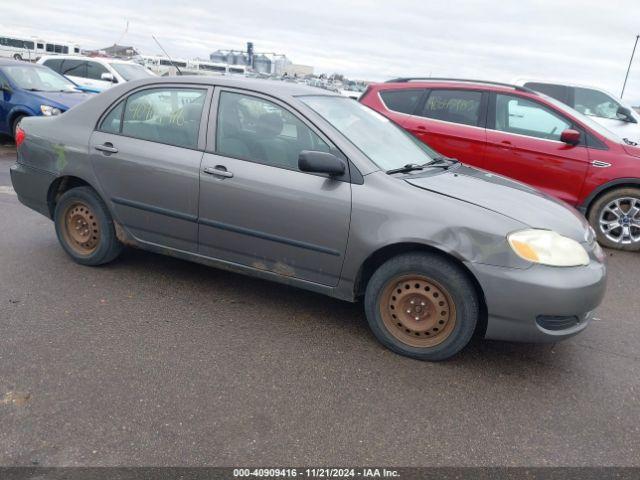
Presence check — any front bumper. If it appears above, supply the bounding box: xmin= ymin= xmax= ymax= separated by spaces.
xmin=467 ymin=260 xmax=607 ymax=343
xmin=10 ymin=162 xmax=55 ymax=219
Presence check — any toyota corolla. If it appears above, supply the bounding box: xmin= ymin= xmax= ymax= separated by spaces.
xmin=10 ymin=77 xmax=607 ymax=360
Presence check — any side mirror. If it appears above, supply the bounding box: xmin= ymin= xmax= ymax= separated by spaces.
xmin=0 ymin=83 xmax=12 ymax=93
xmin=298 ymin=151 xmax=346 ymax=176
xmin=100 ymin=72 xmax=116 ymax=83
xmin=617 ymin=106 xmax=638 ymax=124
xmin=560 ymin=129 xmax=581 ymax=146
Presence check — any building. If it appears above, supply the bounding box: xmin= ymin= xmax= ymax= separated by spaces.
xmin=97 ymin=44 xmax=138 ymax=58
xmin=283 ymin=64 xmax=314 ymax=77
xmin=209 ymin=43 xmax=305 ymax=76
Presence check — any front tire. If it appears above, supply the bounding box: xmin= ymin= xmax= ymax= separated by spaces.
xmin=588 ymin=187 xmax=640 ymax=251
xmin=364 ymin=252 xmax=479 ymax=361
xmin=12 ymin=115 xmax=25 ymax=140
xmin=54 ymin=186 xmax=123 ymax=265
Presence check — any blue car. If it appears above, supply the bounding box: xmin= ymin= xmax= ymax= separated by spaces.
xmin=0 ymin=59 xmax=93 ymax=139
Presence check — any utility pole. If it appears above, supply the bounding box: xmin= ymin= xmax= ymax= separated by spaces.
xmin=621 ymin=34 xmax=639 ymax=99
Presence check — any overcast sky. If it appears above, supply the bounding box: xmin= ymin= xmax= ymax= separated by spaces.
xmin=2 ymin=0 xmax=640 ymax=104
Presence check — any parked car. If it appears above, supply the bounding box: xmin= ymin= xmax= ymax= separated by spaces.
xmin=515 ymin=80 xmax=640 ymax=145
xmin=10 ymin=76 xmax=606 ymax=361
xmin=37 ymin=55 xmax=155 ymax=93
xmin=360 ymin=78 xmax=640 ymax=250
xmin=0 ymin=58 xmax=93 ymax=139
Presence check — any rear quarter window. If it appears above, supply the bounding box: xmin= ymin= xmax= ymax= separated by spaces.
xmin=379 ymin=89 xmax=424 ymax=114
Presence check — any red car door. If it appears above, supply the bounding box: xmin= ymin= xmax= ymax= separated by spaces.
xmin=402 ymin=89 xmax=488 ymax=167
xmin=484 ymin=93 xmax=589 ymax=205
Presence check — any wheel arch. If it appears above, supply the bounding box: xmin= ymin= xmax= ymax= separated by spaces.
xmin=582 ymin=178 xmax=640 ymax=216
xmin=47 ymin=175 xmax=97 ymax=218
xmin=353 ymin=242 xmax=488 ymax=337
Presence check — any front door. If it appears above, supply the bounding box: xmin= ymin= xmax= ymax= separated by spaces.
xmin=198 ymin=89 xmax=351 ymax=286
xmin=89 ymin=85 xmax=210 ymax=251
xmin=484 ymin=93 xmax=589 ymax=205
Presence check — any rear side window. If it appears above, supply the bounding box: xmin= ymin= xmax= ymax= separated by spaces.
xmin=120 ymin=88 xmax=206 ymax=149
xmin=60 ymin=59 xmax=86 ymax=78
xmin=524 ymin=82 xmax=571 ymax=105
xmin=494 ymin=94 xmax=571 ymax=141
xmin=100 ymin=102 xmax=124 ymax=134
xmin=419 ymin=89 xmax=482 ymax=126
xmin=42 ymin=58 xmax=63 ymax=73
xmin=379 ymin=89 xmax=423 ymax=114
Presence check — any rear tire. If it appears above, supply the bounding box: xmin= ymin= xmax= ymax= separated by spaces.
xmin=364 ymin=252 xmax=479 ymax=361
xmin=54 ymin=186 xmax=123 ymax=265
xmin=588 ymin=187 xmax=640 ymax=251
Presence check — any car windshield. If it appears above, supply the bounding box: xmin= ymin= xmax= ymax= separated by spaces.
xmin=4 ymin=65 xmax=79 ymax=92
xmin=541 ymin=93 xmax=624 ymax=143
xmin=109 ymin=62 xmax=155 ymax=81
xmin=299 ymin=95 xmax=438 ymax=171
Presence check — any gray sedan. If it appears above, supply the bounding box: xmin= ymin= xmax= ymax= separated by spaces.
xmin=10 ymin=76 xmax=607 ymax=360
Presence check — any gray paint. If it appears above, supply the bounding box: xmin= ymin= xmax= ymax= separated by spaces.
xmin=10 ymin=75 xmax=607 ymax=343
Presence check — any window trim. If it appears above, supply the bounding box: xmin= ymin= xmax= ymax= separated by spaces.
xmin=208 ymin=87 xmax=357 ymax=183
xmin=96 ymin=84 xmax=213 ymax=151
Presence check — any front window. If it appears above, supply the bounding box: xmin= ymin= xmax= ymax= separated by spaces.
xmin=494 ymin=94 xmax=571 ymax=141
xmin=574 ymin=87 xmax=620 ymax=120
xmin=3 ymin=65 xmax=79 ymax=92
xmin=300 ymin=95 xmax=438 ymax=171
xmin=109 ymin=63 xmax=155 ymax=81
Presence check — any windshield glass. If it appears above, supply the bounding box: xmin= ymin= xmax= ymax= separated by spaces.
xmin=299 ymin=95 xmax=438 ymax=170
xmin=541 ymin=93 xmax=624 ymax=143
xmin=109 ymin=62 xmax=155 ymax=81
xmin=4 ymin=65 xmax=78 ymax=92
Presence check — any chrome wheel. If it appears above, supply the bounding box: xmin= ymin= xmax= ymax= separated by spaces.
xmin=598 ymin=197 xmax=640 ymax=245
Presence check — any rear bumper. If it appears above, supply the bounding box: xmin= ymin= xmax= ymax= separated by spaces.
xmin=467 ymin=260 xmax=607 ymax=343
xmin=10 ymin=162 xmax=54 ymax=218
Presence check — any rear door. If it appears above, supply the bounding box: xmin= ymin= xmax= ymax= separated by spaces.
xmin=484 ymin=92 xmax=589 ymax=205
xmin=90 ymin=85 xmax=211 ymax=252
xmin=403 ymin=88 xmax=488 ymax=166
xmin=197 ymin=89 xmax=351 ymax=286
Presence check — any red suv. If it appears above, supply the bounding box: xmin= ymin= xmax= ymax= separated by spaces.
xmin=360 ymin=78 xmax=640 ymax=250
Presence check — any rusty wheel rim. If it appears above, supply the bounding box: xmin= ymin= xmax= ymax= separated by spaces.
xmin=379 ymin=274 xmax=456 ymax=348
xmin=62 ymin=202 xmax=100 ymax=255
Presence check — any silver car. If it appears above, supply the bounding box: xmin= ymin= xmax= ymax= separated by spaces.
xmin=10 ymin=77 xmax=607 ymax=360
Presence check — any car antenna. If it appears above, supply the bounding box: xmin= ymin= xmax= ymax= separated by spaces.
xmin=152 ymin=35 xmax=182 ymax=75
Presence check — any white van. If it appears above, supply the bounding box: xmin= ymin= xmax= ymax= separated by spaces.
xmin=515 ymin=79 xmax=640 ymax=144
xmin=0 ymin=35 xmax=80 ymax=61
xmin=37 ymin=55 xmax=155 ymax=92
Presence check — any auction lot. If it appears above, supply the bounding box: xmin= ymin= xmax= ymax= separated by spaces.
xmin=0 ymin=143 xmax=639 ymax=466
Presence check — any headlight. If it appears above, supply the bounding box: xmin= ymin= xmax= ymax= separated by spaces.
xmin=508 ymin=229 xmax=589 ymax=267
xmin=40 ymin=105 xmax=62 ymax=116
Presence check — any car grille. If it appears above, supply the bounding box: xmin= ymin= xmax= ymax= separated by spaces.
xmin=536 ymin=315 xmax=581 ymax=331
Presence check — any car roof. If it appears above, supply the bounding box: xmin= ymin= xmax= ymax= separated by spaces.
xmin=122 ymin=75 xmax=340 ymax=98
xmin=375 ymin=78 xmax=537 ymax=95
xmin=0 ymin=58 xmax=46 ymax=67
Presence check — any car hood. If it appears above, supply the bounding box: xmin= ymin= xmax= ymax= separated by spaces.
xmin=27 ymin=90 xmax=94 ymax=110
xmin=405 ymin=164 xmax=590 ymax=241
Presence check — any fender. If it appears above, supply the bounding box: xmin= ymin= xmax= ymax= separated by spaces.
xmin=578 ymin=177 xmax=640 ymax=214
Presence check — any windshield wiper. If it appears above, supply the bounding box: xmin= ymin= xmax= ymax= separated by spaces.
xmin=386 ymin=163 xmax=425 ymax=175
xmin=623 ymin=137 xmax=638 ymax=146
xmin=425 ymin=157 xmax=460 ymax=169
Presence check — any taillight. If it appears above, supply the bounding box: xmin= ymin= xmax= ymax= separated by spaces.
xmin=15 ymin=126 xmax=25 ymax=147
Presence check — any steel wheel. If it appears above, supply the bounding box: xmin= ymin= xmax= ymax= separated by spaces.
xmin=598 ymin=196 xmax=640 ymax=245
xmin=379 ymin=274 xmax=456 ymax=348
xmin=61 ymin=202 xmax=101 ymax=255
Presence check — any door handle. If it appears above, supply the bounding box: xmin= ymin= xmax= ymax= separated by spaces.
xmin=203 ymin=166 xmax=233 ymax=178
xmin=95 ymin=143 xmax=118 ymax=154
